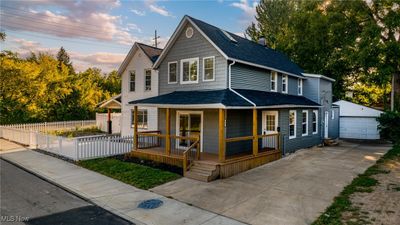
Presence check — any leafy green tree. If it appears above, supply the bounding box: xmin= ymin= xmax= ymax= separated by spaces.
xmin=56 ymin=47 xmax=75 ymax=74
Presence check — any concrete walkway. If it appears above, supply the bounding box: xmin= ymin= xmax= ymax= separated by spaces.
xmin=151 ymin=141 xmax=392 ymax=225
xmin=0 ymin=146 xmax=244 ymax=225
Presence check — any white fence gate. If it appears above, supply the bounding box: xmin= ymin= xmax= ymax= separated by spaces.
xmin=96 ymin=113 xmax=121 ymax=134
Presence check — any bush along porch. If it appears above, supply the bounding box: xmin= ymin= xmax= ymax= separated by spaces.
xmin=120 ymin=16 xmax=338 ymax=181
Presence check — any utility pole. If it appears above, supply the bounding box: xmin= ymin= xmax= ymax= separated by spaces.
xmin=153 ymin=30 xmax=160 ymax=48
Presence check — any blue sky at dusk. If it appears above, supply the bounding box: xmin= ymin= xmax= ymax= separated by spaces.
xmin=1 ymin=0 xmax=259 ymax=72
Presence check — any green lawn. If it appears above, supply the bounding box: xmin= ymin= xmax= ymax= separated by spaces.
xmin=313 ymin=144 xmax=400 ymax=225
xmin=78 ymin=158 xmax=181 ymax=189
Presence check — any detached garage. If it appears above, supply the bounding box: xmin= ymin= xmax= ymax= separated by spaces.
xmin=334 ymin=100 xmax=383 ymax=140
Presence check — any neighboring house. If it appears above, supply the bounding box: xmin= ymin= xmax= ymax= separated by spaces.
xmin=117 ymin=42 xmax=162 ymax=136
xmin=127 ymin=15 xmax=338 ymax=181
xmin=334 ymin=100 xmax=382 ymax=140
xmin=97 ymin=94 xmax=122 ymax=133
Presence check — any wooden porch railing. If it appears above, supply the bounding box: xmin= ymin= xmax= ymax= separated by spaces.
xmin=225 ymin=132 xmax=280 ymax=158
xmin=137 ymin=130 xmax=163 ymax=149
xmin=182 ymin=139 xmax=200 ymax=175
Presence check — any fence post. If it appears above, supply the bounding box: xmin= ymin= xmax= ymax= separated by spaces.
xmin=75 ymin=138 xmax=79 ymax=161
xmin=58 ymin=136 xmax=62 ymax=155
xmin=46 ymin=135 xmax=49 ymax=150
xmin=44 ymin=122 xmax=47 ymax=133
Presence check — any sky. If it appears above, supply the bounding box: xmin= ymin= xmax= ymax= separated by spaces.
xmin=0 ymin=0 xmax=259 ymax=73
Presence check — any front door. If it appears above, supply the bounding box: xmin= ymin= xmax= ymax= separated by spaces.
xmin=176 ymin=111 xmax=202 ymax=151
xmin=324 ymin=111 xmax=329 ymax=139
xmin=262 ymin=111 xmax=279 ymax=148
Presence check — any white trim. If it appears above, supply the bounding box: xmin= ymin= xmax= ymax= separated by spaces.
xmin=331 ymin=109 xmax=335 ymax=120
xmin=118 ymin=43 xmax=158 ymax=76
xmin=312 ymin=109 xmax=318 ymax=134
xmin=185 ymin=27 xmax=194 ymax=38
xmin=298 ymin=78 xmax=303 ymax=96
xmin=228 ymin=61 xmax=256 ymax=107
xmin=167 ymin=61 xmax=178 ymax=84
xmin=262 ymin=111 xmax=279 ymax=134
xmin=289 ymin=110 xmax=296 ymax=139
xmin=176 ymin=110 xmax=204 ymax=152
xmin=180 ymin=57 xmax=199 ymax=84
xmin=202 ymin=56 xmax=215 ymax=82
xmin=98 ymin=94 xmax=122 ymax=109
xmin=271 ymin=71 xmax=277 ymax=92
xmin=129 ymin=70 xmax=136 ymax=92
xmin=302 ymin=110 xmax=308 ymax=136
xmin=282 ymin=74 xmax=288 ymax=94
xmin=324 ymin=111 xmax=329 ymax=138
xmin=144 ymin=68 xmax=152 ymax=91
xmin=130 ymin=103 xmax=225 ymax=109
xmin=302 ymin=73 xmax=336 ymax=82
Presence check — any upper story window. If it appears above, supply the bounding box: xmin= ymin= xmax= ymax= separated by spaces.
xmin=168 ymin=62 xmax=178 ymax=84
xmin=131 ymin=109 xmax=148 ymax=129
xmin=203 ymin=56 xmax=215 ymax=81
xmin=271 ymin=71 xmax=277 ymax=92
xmin=145 ymin=69 xmax=151 ymax=91
xmin=298 ymin=78 xmax=303 ymax=95
xmin=282 ymin=74 xmax=288 ymax=94
xmin=180 ymin=58 xmax=199 ymax=84
xmin=129 ymin=70 xmax=135 ymax=92
xmin=312 ymin=110 xmax=318 ymax=134
xmin=302 ymin=110 xmax=308 ymax=136
xmin=289 ymin=110 xmax=296 ymax=139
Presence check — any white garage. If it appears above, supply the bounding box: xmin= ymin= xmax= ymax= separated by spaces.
xmin=334 ymin=100 xmax=383 ymax=140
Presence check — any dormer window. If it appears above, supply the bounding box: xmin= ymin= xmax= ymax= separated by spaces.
xmin=271 ymin=72 xmax=277 ymax=92
xmin=298 ymin=78 xmax=303 ymax=95
xmin=180 ymin=58 xmax=199 ymax=84
xmin=282 ymin=74 xmax=288 ymax=94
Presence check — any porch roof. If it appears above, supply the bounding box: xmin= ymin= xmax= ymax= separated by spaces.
xmin=129 ymin=89 xmax=320 ymax=109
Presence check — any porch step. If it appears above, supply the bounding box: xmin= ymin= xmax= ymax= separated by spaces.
xmin=184 ymin=161 xmax=219 ymax=182
xmin=324 ymin=138 xmax=339 ymax=146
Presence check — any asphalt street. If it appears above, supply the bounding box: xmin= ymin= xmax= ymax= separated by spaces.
xmin=0 ymin=159 xmax=133 ymax=225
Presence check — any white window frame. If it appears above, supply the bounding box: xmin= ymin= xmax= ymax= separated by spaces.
xmin=271 ymin=71 xmax=277 ymax=92
xmin=202 ymin=56 xmax=215 ymax=82
xmin=302 ymin=110 xmax=308 ymax=136
xmin=168 ymin=61 xmax=178 ymax=84
xmin=144 ymin=69 xmax=152 ymax=91
xmin=331 ymin=109 xmax=335 ymax=120
xmin=129 ymin=70 xmax=135 ymax=92
xmin=131 ymin=109 xmax=148 ymax=129
xmin=312 ymin=110 xmax=318 ymax=134
xmin=180 ymin=57 xmax=199 ymax=84
xmin=282 ymin=74 xmax=288 ymax=94
xmin=298 ymin=78 xmax=303 ymax=95
xmin=289 ymin=110 xmax=296 ymax=139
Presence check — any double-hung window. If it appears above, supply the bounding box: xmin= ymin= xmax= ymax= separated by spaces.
xmin=298 ymin=78 xmax=303 ymax=95
xmin=168 ymin=62 xmax=177 ymax=84
xmin=289 ymin=110 xmax=296 ymax=139
xmin=132 ymin=109 xmax=148 ymax=129
xmin=312 ymin=110 xmax=318 ymax=134
xmin=271 ymin=72 xmax=277 ymax=92
xmin=145 ymin=69 xmax=151 ymax=91
xmin=129 ymin=71 xmax=135 ymax=92
xmin=181 ymin=58 xmax=199 ymax=84
xmin=282 ymin=74 xmax=288 ymax=93
xmin=203 ymin=56 xmax=215 ymax=81
xmin=302 ymin=110 xmax=308 ymax=136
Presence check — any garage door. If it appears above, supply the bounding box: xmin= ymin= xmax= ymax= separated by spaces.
xmin=339 ymin=117 xmax=380 ymax=139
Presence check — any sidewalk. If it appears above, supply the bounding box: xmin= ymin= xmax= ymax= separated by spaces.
xmin=0 ymin=146 xmax=244 ymax=225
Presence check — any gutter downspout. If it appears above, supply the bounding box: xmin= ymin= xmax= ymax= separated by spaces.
xmin=228 ymin=61 xmax=256 ymax=107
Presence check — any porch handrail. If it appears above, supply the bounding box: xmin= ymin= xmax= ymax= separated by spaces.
xmin=225 ymin=135 xmax=254 ymax=143
xmin=137 ymin=130 xmax=163 ymax=149
xmin=182 ymin=139 xmax=200 ymax=175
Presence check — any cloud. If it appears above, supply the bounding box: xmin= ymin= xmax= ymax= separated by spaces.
xmin=231 ymin=0 xmax=258 ymax=25
xmin=127 ymin=23 xmax=142 ymax=33
xmin=145 ymin=0 xmax=173 ymax=17
xmin=131 ymin=9 xmax=146 ymax=16
xmin=1 ymin=0 xmax=138 ymax=45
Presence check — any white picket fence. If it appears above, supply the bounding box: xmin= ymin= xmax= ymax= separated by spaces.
xmin=1 ymin=120 xmax=96 ymax=132
xmin=0 ymin=125 xmax=133 ymax=161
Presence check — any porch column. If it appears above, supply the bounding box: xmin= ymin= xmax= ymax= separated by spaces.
xmin=107 ymin=108 xmax=112 ymax=134
xmin=252 ymin=108 xmax=258 ymax=156
xmin=218 ymin=108 xmax=225 ymax=162
xmin=165 ymin=108 xmax=171 ymax=155
xmin=133 ymin=106 xmax=138 ymax=150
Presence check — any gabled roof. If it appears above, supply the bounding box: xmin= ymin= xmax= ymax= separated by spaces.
xmin=129 ymin=89 xmax=319 ymax=109
xmin=333 ymin=100 xmax=382 ymax=117
xmin=117 ymin=42 xmax=162 ymax=76
xmin=153 ymin=15 xmax=304 ymax=77
xmin=98 ymin=94 xmax=121 ymax=109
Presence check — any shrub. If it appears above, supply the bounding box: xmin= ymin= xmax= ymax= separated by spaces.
xmin=377 ymin=111 xmax=400 ymax=143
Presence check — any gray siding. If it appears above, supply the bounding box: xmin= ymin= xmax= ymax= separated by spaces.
xmin=328 ymin=107 xmax=340 ymax=139
xmin=158 ymin=22 xmax=227 ymax=94
xmin=303 ymin=77 xmax=319 ymax=103
xmin=231 ymin=64 xmax=270 ymax=91
xmin=288 ymin=76 xmax=299 ymax=95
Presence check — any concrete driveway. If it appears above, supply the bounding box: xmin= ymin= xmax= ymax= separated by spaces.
xmin=151 ymin=141 xmax=391 ymax=225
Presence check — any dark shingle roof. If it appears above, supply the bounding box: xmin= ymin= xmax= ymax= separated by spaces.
xmin=188 ymin=16 xmax=304 ymax=76
xmin=129 ymin=89 xmax=319 ymax=108
xmin=137 ymin=43 xmax=163 ymax=63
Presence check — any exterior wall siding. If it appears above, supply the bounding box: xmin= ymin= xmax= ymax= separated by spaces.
xmin=121 ymin=47 xmax=158 ymax=136
xmin=231 ymin=64 xmax=270 ymax=91
xmin=158 ymin=22 xmax=227 ymax=94
xmin=303 ymin=77 xmax=319 ymax=103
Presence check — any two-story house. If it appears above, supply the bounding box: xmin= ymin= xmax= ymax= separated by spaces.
xmin=117 ymin=42 xmax=162 ymax=136
xmin=127 ymin=16 xmax=339 ymax=182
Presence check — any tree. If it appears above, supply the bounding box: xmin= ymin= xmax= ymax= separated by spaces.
xmin=0 ymin=32 xmax=6 ymax=41
xmin=56 ymin=47 xmax=75 ymax=74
